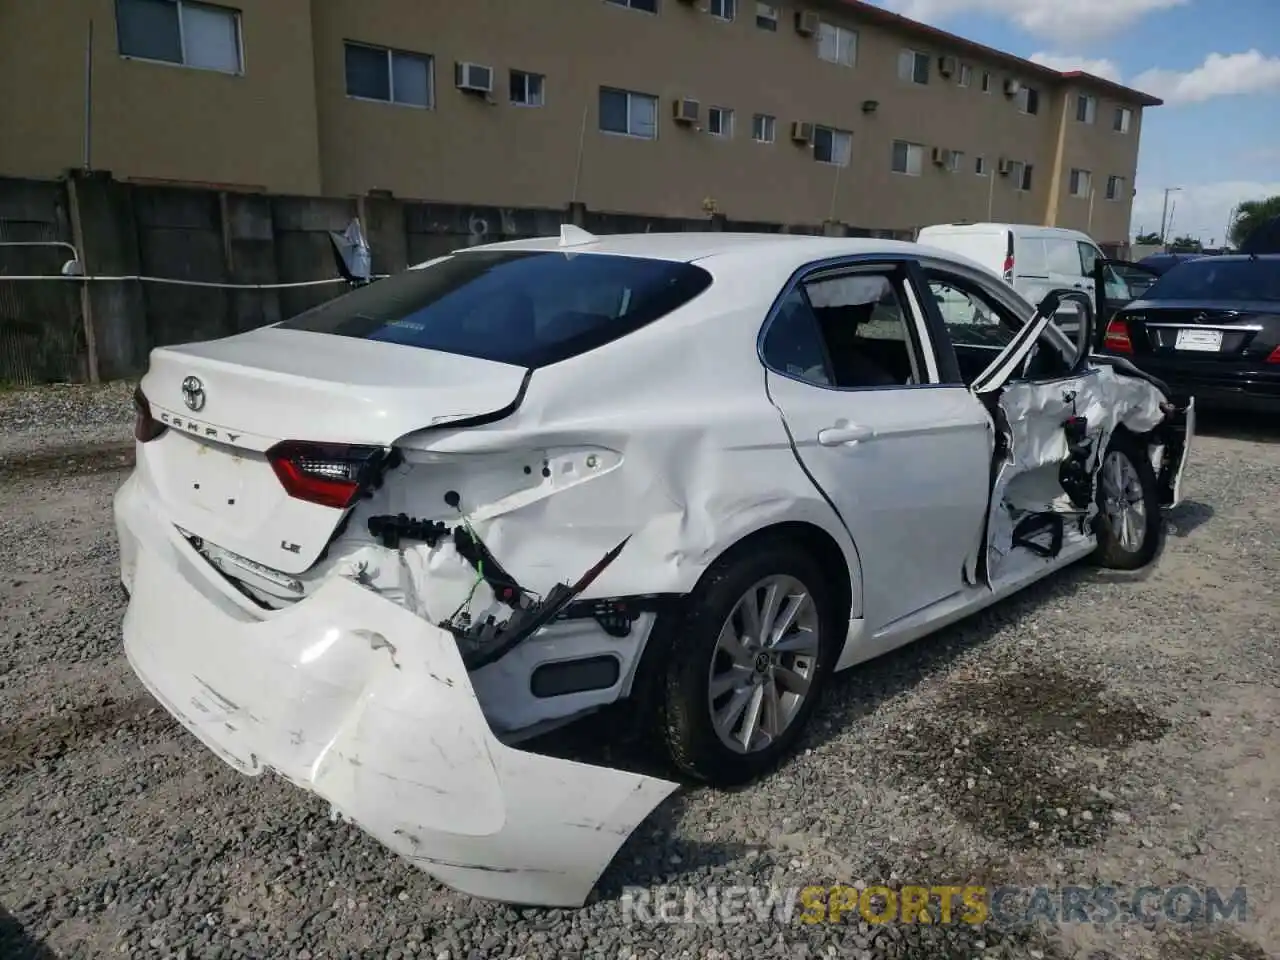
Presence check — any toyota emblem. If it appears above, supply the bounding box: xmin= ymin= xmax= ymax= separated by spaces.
xmin=181 ymin=376 xmax=206 ymax=412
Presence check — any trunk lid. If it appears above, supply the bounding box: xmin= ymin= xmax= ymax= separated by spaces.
xmin=1120 ymin=300 xmax=1280 ymax=361
xmin=138 ymin=326 xmax=528 ymax=575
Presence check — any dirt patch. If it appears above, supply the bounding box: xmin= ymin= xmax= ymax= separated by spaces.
xmin=0 ymin=440 xmax=134 ymax=481
xmin=0 ymin=695 xmax=157 ymax=778
xmin=891 ymin=668 xmax=1170 ymax=849
xmin=1156 ymin=927 xmax=1270 ymax=960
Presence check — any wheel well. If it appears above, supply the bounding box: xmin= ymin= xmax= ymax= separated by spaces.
xmin=711 ymin=521 xmax=855 ymax=626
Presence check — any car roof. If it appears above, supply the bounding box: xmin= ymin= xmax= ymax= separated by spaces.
xmin=455 ymin=230 xmax=976 ymax=273
xmin=918 ymin=222 xmax=1087 ymax=237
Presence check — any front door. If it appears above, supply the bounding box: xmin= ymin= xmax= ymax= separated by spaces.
xmin=760 ymin=260 xmax=993 ymax=635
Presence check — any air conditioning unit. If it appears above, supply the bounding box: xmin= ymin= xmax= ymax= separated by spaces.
xmin=455 ymin=61 xmax=494 ymax=94
xmin=1003 ymin=77 xmax=1021 ymax=97
xmin=931 ymin=146 xmax=952 ymax=166
xmin=938 ymin=55 xmax=957 ymax=77
xmin=997 ymin=157 xmax=1013 ymax=176
xmin=794 ymin=9 xmax=820 ymax=35
xmin=672 ymin=97 xmax=700 ymax=124
xmin=790 ymin=120 xmax=814 ymax=143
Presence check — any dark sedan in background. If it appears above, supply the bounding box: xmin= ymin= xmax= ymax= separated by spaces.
xmin=1099 ymin=254 xmax=1280 ymax=413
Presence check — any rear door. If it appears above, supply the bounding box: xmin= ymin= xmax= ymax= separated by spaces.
xmin=761 ymin=258 xmax=994 ymax=637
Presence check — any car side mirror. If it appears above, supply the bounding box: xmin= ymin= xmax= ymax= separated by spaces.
xmin=1044 ymin=290 xmax=1095 ymax=373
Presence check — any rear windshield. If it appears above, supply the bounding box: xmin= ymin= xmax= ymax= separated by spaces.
xmin=278 ymin=250 xmax=713 ymax=367
xmin=1142 ymin=258 xmax=1280 ymax=302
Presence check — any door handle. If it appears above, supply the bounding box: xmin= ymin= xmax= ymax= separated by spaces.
xmin=818 ymin=424 xmax=875 ymax=446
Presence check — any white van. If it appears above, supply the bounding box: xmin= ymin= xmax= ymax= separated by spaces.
xmin=915 ymin=222 xmax=1125 ymax=325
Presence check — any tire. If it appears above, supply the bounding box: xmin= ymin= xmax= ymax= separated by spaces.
xmin=1092 ymin=430 xmax=1162 ymax=570
xmin=656 ymin=538 xmax=842 ymax=786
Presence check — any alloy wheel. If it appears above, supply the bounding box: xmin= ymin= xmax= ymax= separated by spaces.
xmin=1101 ymin=448 xmax=1147 ymax=552
xmin=707 ymin=574 xmax=820 ymax=754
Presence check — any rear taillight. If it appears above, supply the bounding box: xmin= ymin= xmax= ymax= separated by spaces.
xmin=1002 ymin=254 xmax=1014 ymax=283
xmin=1103 ymin=317 xmax=1133 ymax=354
xmin=133 ymin=386 xmax=166 ymax=443
xmin=266 ymin=441 xmax=385 ymax=510
xmin=1267 ymin=346 xmax=1280 ymax=364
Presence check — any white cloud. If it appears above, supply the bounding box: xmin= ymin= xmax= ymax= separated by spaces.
xmin=1130 ymin=181 xmax=1280 ymax=244
xmin=1130 ymin=50 xmax=1280 ymax=104
xmin=1027 ymin=52 xmax=1123 ymax=82
xmin=872 ymin=0 xmax=1187 ymax=43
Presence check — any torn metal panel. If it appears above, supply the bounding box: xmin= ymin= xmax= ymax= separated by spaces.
xmin=984 ymin=367 xmax=1171 ymax=583
xmin=118 ymin=512 xmax=677 ymax=908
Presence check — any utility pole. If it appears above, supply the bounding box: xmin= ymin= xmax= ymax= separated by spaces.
xmin=1158 ymin=187 xmax=1181 ymax=246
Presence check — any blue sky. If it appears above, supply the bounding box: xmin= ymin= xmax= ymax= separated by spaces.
xmin=865 ymin=0 xmax=1280 ymax=244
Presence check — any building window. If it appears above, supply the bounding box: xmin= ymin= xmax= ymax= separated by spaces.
xmin=1106 ymin=175 xmax=1125 ymax=201
xmin=975 ymin=155 xmax=987 ymax=176
xmin=116 ymin=0 xmax=243 ymax=74
xmin=604 ymin=0 xmax=658 ymax=11
xmin=599 ymin=87 xmax=658 ymax=138
xmin=946 ymin=149 xmax=964 ymax=173
xmin=1114 ymin=106 xmax=1133 ymax=133
xmin=1017 ymin=86 xmax=1040 ymax=115
xmin=898 ymin=49 xmax=930 ymax=84
xmin=981 ymin=70 xmax=992 ymax=93
xmin=509 ymin=70 xmax=545 ymax=106
xmin=1076 ymin=94 xmax=1097 ymax=123
xmin=817 ymin=23 xmax=857 ymax=67
xmin=709 ymin=0 xmax=736 ymax=20
xmin=1069 ymin=168 xmax=1092 ymax=198
xmin=707 ymin=106 xmax=734 ymax=137
xmin=813 ymin=126 xmax=852 ymax=166
xmin=752 ymin=113 xmax=776 ymax=142
xmin=1012 ymin=162 xmax=1034 ymax=191
xmin=891 ymin=140 xmax=923 ymax=176
xmin=755 ymin=2 xmax=778 ymax=29
xmin=958 ymin=63 xmax=972 ymax=87
xmin=345 ymin=42 xmax=432 ymax=107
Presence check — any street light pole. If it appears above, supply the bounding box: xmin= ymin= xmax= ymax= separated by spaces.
xmin=1158 ymin=187 xmax=1181 ymax=246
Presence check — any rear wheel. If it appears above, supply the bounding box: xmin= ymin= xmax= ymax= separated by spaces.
xmin=1093 ymin=432 xmax=1161 ymax=570
xmin=657 ymin=540 xmax=840 ymax=785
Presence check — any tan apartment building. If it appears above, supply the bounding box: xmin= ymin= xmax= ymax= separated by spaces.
xmin=0 ymin=0 xmax=1160 ymax=245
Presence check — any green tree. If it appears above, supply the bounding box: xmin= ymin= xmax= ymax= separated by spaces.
xmin=1134 ymin=231 xmax=1162 ymax=245
xmin=1228 ymin=195 xmax=1280 ymax=248
xmin=1169 ymin=235 xmax=1203 ymax=253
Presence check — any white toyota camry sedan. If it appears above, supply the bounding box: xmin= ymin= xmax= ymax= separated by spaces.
xmin=114 ymin=228 xmax=1194 ymax=907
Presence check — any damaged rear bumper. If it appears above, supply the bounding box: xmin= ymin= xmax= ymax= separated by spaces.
xmin=115 ymin=474 xmax=677 ymax=907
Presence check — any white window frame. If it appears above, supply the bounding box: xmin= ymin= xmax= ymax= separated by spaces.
xmin=599 ymin=87 xmax=659 ymax=139
xmin=958 ymin=63 xmax=972 ymax=87
xmin=604 ymin=0 xmax=659 ymax=12
xmin=1017 ymin=85 xmax=1039 ymax=115
xmin=813 ymin=125 xmax=852 ymax=167
xmin=1114 ymin=106 xmax=1133 ymax=133
xmin=116 ymin=0 xmax=245 ymax=75
xmin=344 ymin=42 xmax=434 ymax=108
xmin=946 ymin=149 xmax=964 ymax=173
xmin=755 ymin=2 xmax=779 ymax=29
xmin=1105 ymin=175 xmax=1125 ymax=201
xmin=891 ymin=140 xmax=923 ymax=176
xmin=1015 ymin=161 xmax=1034 ymax=192
xmin=899 ymin=49 xmax=930 ymax=84
xmin=709 ymin=0 xmax=736 ymax=20
xmin=1069 ymin=168 xmax=1092 ymax=198
xmin=981 ymin=70 xmax=992 ymax=93
xmin=1076 ymin=94 xmax=1097 ymax=124
xmin=817 ymin=22 xmax=857 ymax=67
xmin=707 ymin=106 xmax=734 ymax=137
xmin=509 ymin=69 xmax=545 ymax=107
xmin=974 ymin=155 xmax=987 ymax=176
xmin=752 ymin=113 xmax=776 ymax=143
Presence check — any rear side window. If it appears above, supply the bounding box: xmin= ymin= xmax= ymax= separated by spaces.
xmin=1143 ymin=259 xmax=1280 ymax=302
xmin=279 ymin=251 xmax=713 ymax=367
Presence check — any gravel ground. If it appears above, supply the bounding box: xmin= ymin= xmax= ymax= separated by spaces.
xmin=1 ymin=387 xmax=1278 ymax=960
